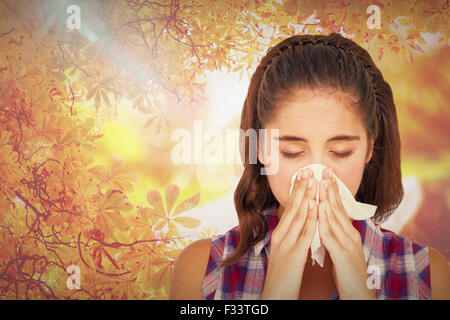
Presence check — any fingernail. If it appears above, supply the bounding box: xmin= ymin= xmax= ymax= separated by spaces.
xmin=302 ymin=169 xmax=309 ymax=179
xmin=309 ymin=200 xmax=314 ymax=210
xmin=307 ymin=178 xmax=313 ymax=189
xmin=297 ymin=170 xmax=303 ymax=181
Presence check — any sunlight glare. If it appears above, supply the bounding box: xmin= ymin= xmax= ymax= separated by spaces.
xmin=204 ymin=70 xmax=249 ymax=128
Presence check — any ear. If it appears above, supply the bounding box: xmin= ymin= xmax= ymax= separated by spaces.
xmin=366 ymin=137 xmax=374 ymax=164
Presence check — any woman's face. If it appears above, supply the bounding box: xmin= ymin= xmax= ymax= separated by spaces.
xmin=258 ymin=89 xmax=374 ymax=217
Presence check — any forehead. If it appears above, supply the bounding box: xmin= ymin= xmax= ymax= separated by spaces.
xmin=266 ymin=89 xmax=365 ymax=137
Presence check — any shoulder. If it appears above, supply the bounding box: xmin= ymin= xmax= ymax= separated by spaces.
xmin=428 ymin=247 xmax=450 ymax=299
xmin=374 ymin=224 xmax=449 ymax=299
xmin=376 ymin=225 xmax=425 ymax=259
xmin=169 ymin=238 xmax=212 ymax=300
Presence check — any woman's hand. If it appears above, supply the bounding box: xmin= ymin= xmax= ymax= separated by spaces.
xmin=318 ymin=168 xmax=377 ymax=300
xmin=260 ymin=168 xmax=318 ymax=300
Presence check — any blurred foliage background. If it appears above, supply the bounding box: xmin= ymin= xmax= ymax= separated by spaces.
xmin=0 ymin=0 xmax=448 ymax=299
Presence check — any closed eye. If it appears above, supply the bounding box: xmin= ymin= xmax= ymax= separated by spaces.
xmin=334 ymin=151 xmax=354 ymax=158
xmin=280 ymin=151 xmax=354 ymax=159
xmin=280 ymin=151 xmax=303 ymax=159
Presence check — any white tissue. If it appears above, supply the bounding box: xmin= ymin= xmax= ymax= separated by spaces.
xmin=288 ymin=163 xmax=377 ymax=267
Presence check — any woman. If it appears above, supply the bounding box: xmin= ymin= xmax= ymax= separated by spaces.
xmin=169 ymin=33 xmax=450 ymax=299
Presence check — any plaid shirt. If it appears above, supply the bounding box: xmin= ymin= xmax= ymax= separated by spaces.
xmin=202 ymin=203 xmax=431 ymax=300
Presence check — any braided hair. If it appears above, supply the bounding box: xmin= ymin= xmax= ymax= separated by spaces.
xmin=221 ymin=33 xmax=402 ymax=267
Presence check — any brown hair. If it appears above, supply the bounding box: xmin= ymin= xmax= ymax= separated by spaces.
xmin=219 ymin=33 xmax=403 ymax=267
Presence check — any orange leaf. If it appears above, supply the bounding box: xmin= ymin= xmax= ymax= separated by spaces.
xmin=88 ymin=165 xmax=108 ymax=180
xmin=173 ymin=216 xmax=201 ymax=229
xmin=103 ymin=189 xmax=133 ymax=212
xmin=165 ymin=184 xmax=180 ymax=214
xmin=151 ymin=256 xmax=171 ymax=266
xmin=173 ymin=193 xmax=200 ymax=216
xmin=147 ymin=190 xmax=166 ymax=218
xmin=86 ymin=86 xmax=97 ymax=101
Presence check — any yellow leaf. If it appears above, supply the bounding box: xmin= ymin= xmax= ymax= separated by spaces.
xmin=151 ymin=256 xmax=170 ymax=266
xmin=82 ymin=117 xmax=95 ymax=132
xmin=110 ymin=159 xmax=123 ymax=176
xmin=86 ymin=87 xmax=97 ymax=101
xmin=173 ymin=216 xmax=201 ymax=229
xmin=100 ymin=89 xmax=112 ymax=108
xmin=167 ymin=221 xmax=179 ymax=236
xmin=107 ymin=211 xmax=128 ymax=231
xmin=61 ymin=127 xmax=77 ymax=145
xmin=165 ymin=184 xmax=180 ymax=214
xmin=147 ymin=190 xmax=166 ymax=217
xmin=154 ymin=220 xmax=166 ymax=231
xmin=103 ymin=190 xmax=133 ymax=212
xmin=88 ymin=165 xmax=108 ymax=180
xmin=110 ymin=172 xmax=136 ymax=193
xmin=151 ymin=264 xmax=171 ymax=291
xmin=95 ymin=91 xmax=101 ymax=111
xmin=51 ymin=71 xmax=66 ymax=81
xmin=142 ymin=115 xmax=158 ymax=129
xmin=173 ymin=193 xmax=200 ymax=216
xmin=231 ymin=64 xmax=243 ymax=72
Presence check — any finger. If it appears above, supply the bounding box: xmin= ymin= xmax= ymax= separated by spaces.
xmin=324 ymin=200 xmax=353 ymax=250
xmin=329 ymin=172 xmax=361 ymax=241
xmin=298 ymin=199 xmax=318 ymax=251
xmin=276 ymin=169 xmax=313 ymax=235
xmin=328 ymin=170 xmax=358 ymax=234
xmin=319 ymin=177 xmax=329 ymax=203
xmin=318 ymin=201 xmax=341 ymax=255
xmin=319 ymin=166 xmax=333 ymax=203
xmin=284 ymin=178 xmax=318 ymax=246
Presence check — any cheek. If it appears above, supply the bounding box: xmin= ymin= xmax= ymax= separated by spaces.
xmin=335 ymin=164 xmax=365 ymax=197
xmin=266 ymin=161 xmax=297 ymax=206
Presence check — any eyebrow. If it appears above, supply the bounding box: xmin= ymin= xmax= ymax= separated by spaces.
xmin=273 ymin=134 xmax=361 ymax=143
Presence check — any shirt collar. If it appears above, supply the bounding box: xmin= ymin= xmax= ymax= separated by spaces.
xmin=252 ymin=203 xmax=376 ymax=265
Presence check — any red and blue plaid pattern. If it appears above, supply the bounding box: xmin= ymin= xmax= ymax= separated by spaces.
xmin=201 ymin=203 xmax=431 ymax=300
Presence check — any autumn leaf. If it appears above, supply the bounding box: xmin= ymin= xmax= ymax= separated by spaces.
xmin=89 ymin=159 xmax=137 ymax=193
xmin=146 ymin=190 xmax=166 ymax=219
xmin=172 ymin=216 xmax=201 ymax=229
xmin=150 ymin=264 xmax=172 ymax=291
xmin=101 ymin=189 xmax=133 ymax=212
xmin=173 ymin=193 xmax=200 ymax=216
xmin=147 ymin=186 xmax=201 ymax=234
xmin=165 ymin=184 xmax=180 ymax=213
xmin=86 ymin=86 xmax=97 ymax=101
